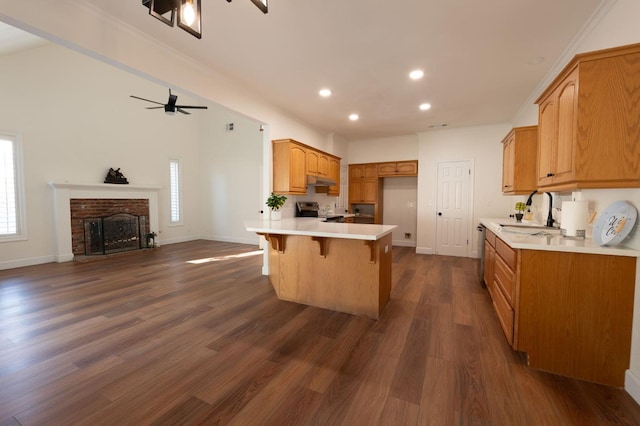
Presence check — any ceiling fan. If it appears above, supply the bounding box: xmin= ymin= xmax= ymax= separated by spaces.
xmin=130 ymin=89 xmax=208 ymax=115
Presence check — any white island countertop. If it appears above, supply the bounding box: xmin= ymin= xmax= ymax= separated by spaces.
xmin=244 ymin=218 xmax=396 ymax=241
xmin=480 ymin=217 xmax=640 ymax=258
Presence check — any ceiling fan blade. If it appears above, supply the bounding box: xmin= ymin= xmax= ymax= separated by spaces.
xmin=177 ymin=108 xmax=191 ymax=115
xmin=175 ymin=105 xmax=208 ymax=109
xmin=130 ymin=95 xmax=164 ymax=105
xmin=146 ymin=106 xmax=164 ymax=109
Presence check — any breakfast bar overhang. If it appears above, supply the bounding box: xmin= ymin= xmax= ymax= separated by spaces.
xmin=244 ymin=219 xmax=397 ymax=319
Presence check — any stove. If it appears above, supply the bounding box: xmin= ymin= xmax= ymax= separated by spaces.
xmin=296 ymin=201 xmax=320 ymax=217
xmin=296 ymin=201 xmax=344 ymax=222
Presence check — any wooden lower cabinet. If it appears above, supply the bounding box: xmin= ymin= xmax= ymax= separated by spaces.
xmin=484 ymin=232 xmax=636 ymax=387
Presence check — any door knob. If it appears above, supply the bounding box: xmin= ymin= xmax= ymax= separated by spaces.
xmin=438 ymin=212 xmax=442 ymax=216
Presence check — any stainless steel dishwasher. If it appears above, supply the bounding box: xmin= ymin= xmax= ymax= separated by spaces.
xmin=476 ymin=224 xmax=486 ymax=287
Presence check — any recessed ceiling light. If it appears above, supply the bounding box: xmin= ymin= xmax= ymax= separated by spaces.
xmin=409 ymin=70 xmax=424 ymax=80
xmin=349 ymin=114 xmax=359 ymax=121
xmin=319 ymin=88 xmax=332 ymax=97
xmin=419 ymin=103 xmax=431 ymax=111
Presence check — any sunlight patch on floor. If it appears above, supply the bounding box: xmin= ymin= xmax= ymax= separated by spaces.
xmin=186 ymin=250 xmax=263 ymax=264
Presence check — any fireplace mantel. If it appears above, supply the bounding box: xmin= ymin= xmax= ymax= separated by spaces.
xmin=49 ymin=182 xmax=161 ymax=262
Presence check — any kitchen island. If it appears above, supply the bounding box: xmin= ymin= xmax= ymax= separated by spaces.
xmin=244 ymin=218 xmax=396 ymax=319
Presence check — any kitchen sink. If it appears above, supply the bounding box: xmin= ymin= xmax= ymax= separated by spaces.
xmin=499 ymin=224 xmax=561 ymax=235
xmin=498 ymin=223 xmax=555 ymax=230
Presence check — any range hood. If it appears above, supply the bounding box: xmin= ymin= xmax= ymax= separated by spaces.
xmin=306 ymin=175 xmax=336 ymax=187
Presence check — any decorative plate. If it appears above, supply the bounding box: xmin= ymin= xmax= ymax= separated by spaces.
xmin=592 ymin=201 xmax=637 ymax=246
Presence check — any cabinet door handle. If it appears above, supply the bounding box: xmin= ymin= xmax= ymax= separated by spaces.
xmin=546 ymin=173 xmax=555 ymax=177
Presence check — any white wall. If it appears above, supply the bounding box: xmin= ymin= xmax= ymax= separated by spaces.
xmin=383 ymin=177 xmax=418 ymax=247
xmin=416 ymin=124 xmax=513 ymax=255
xmin=199 ymin=108 xmax=263 ymax=245
xmin=347 ymin=134 xmax=418 ymax=164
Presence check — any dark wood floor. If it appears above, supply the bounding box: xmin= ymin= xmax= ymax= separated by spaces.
xmin=0 ymin=240 xmax=639 ymax=425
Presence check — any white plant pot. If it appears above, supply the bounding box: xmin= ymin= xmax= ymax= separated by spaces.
xmin=270 ymin=210 xmax=282 ymax=221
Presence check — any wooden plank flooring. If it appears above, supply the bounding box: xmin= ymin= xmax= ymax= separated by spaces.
xmin=0 ymin=240 xmax=639 ymax=425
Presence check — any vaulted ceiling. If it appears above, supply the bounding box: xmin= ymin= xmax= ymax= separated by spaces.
xmin=1 ymin=0 xmax=603 ymax=140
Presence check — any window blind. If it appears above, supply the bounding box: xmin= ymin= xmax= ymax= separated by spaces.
xmin=169 ymin=160 xmax=180 ymax=223
xmin=0 ymin=138 xmax=17 ymax=235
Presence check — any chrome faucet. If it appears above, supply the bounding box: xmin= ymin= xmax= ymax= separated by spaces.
xmin=525 ymin=190 xmax=555 ymax=227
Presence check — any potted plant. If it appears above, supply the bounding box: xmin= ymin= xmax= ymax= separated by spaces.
xmin=266 ymin=192 xmax=287 ymax=220
xmin=514 ymin=201 xmax=526 ymax=222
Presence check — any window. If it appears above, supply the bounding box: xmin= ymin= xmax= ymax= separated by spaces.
xmin=169 ymin=159 xmax=182 ymax=224
xmin=0 ymin=133 xmax=26 ymax=241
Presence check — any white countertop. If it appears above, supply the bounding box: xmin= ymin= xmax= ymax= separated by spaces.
xmin=244 ymin=218 xmax=396 ymax=241
xmin=480 ymin=218 xmax=640 ymax=257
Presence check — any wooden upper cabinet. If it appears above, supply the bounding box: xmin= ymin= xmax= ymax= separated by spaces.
xmin=350 ymin=163 xmax=378 ymax=180
xmin=537 ymin=97 xmax=556 ymax=187
xmin=501 ymin=126 xmax=538 ymax=194
xmin=306 ymin=150 xmax=319 ymax=176
xmin=273 ymin=139 xmax=307 ymax=194
xmin=274 ymin=139 xmax=341 ymax=196
xmin=318 ymin=153 xmax=329 ymax=177
xmin=502 ymin=132 xmax=515 ymax=191
xmin=377 ymin=160 xmax=418 ymax=177
xmin=348 ymin=163 xmax=379 ymax=203
xmin=537 ymin=67 xmax=578 ymax=187
xmin=327 ymin=157 xmax=340 ymax=196
xmin=535 ymin=43 xmax=640 ymax=190
xmin=306 ymin=149 xmax=329 ymax=177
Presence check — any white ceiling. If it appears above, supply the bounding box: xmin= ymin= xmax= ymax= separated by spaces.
xmin=2 ymin=0 xmax=603 ymax=141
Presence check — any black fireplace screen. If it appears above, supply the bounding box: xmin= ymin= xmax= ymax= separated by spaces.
xmin=83 ymin=213 xmax=147 ymax=255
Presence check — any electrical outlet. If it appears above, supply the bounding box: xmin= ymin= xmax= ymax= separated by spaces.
xmin=404 ymin=233 xmax=411 ymax=239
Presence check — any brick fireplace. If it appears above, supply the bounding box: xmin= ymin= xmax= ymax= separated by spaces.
xmin=49 ymin=182 xmax=161 ymax=262
xmin=70 ymin=198 xmax=150 ymax=256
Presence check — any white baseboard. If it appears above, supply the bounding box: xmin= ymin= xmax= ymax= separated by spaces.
xmin=203 ymin=235 xmax=261 ymax=245
xmin=416 ymin=246 xmax=434 ymax=255
xmin=626 ymin=369 xmax=640 ymax=405
xmin=157 ymin=235 xmax=201 ymax=246
xmin=0 ymin=255 xmax=58 ymax=270
xmin=393 ymin=240 xmax=417 ymax=247
xmin=56 ymin=253 xmax=74 ymax=263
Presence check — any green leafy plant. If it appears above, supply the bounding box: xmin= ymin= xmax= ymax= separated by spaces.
xmin=266 ymin=192 xmax=287 ymax=211
xmin=514 ymin=202 xmax=526 ymax=213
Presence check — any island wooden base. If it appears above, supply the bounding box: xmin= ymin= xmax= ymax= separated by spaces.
xmin=266 ymin=233 xmax=392 ymax=319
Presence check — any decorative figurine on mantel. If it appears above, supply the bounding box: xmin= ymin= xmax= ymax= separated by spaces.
xmin=104 ymin=167 xmax=129 ymax=184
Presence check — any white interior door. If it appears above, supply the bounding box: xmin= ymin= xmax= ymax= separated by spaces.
xmin=435 ymin=161 xmax=471 ymax=257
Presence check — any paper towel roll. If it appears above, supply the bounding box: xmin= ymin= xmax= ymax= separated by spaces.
xmin=561 ymin=200 xmax=588 ymax=238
